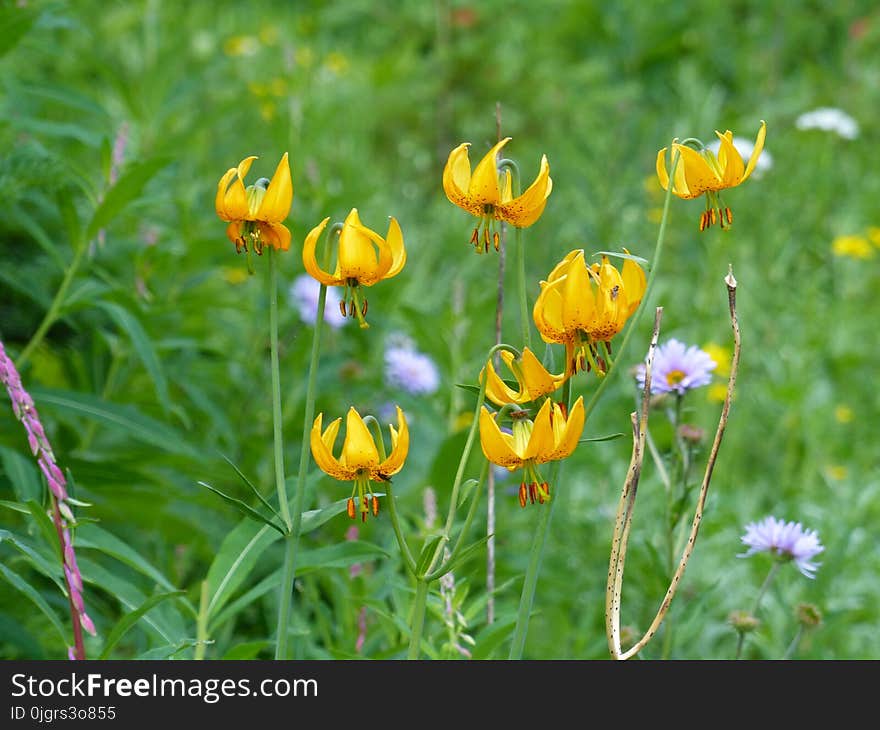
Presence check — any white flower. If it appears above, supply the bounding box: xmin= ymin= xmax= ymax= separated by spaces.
xmin=795 ymin=107 xmax=859 ymax=139
xmin=706 ymin=136 xmax=773 ymax=179
xmin=289 ymin=274 xmax=347 ymax=329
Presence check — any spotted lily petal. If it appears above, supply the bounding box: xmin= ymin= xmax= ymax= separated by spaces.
xmin=498 ymin=154 xmax=553 ymax=227
xmin=468 ymin=137 xmax=510 ymax=205
xmin=541 ymin=396 xmax=585 ymax=463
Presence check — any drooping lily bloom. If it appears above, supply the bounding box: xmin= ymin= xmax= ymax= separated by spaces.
xmin=311 ymin=405 xmax=409 ymax=521
xmin=443 ymin=137 xmax=552 ymax=252
xmin=302 ymin=208 xmax=406 ymax=328
xmin=479 ymin=347 xmax=567 ymax=407
xmin=656 ymin=121 xmax=766 ymax=231
xmin=533 ymin=249 xmax=646 ymax=376
xmin=215 ymin=153 xmax=293 ymax=252
xmin=479 ymin=396 xmax=584 ymax=507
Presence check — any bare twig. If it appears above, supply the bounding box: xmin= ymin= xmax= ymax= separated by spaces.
xmin=609 ymin=267 xmax=741 ymax=660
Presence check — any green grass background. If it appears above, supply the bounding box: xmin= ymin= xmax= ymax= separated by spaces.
xmin=1 ymin=0 xmax=878 ymax=659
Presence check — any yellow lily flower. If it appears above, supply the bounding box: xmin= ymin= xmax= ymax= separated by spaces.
xmin=302 ymin=208 xmax=406 ymax=328
xmin=479 ymin=396 xmax=585 ymax=507
xmin=479 ymin=347 xmax=568 ymax=407
xmin=656 ymin=121 xmax=766 ymax=231
xmin=216 ymin=153 xmax=293 ymax=252
xmin=533 ymin=249 xmax=646 ymax=376
xmin=310 ymin=405 xmax=409 ymax=521
xmin=443 ymin=137 xmax=552 ymax=252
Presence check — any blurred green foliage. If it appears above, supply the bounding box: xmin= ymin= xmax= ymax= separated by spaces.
xmin=1 ymin=0 xmax=878 ymax=659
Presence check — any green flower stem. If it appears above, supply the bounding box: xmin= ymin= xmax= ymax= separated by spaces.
xmin=735 ymin=561 xmax=780 ymax=660
xmin=508 ymin=376 xmax=572 ymax=660
xmin=363 ymin=416 xmax=417 ymax=574
xmin=194 ymin=580 xmax=209 ymax=660
xmin=582 ymin=149 xmax=680 ymax=424
xmin=407 ymin=579 xmax=429 ymax=660
xmin=425 ymin=460 xmax=488 ymax=581
xmin=275 ymin=224 xmax=338 ymax=660
xmin=15 ymin=233 xmax=89 ymax=369
xmin=515 ymin=226 xmax=531 ymax=349
xmin=268 ymin=248 xmax=292 ymax=532
xmin=404 ymin=345 xmax=510 ymax=659
xmin=782 ymin=626 xmax=804 ymax=660
xmin=498 ymin=158 xmax=530 ymax=349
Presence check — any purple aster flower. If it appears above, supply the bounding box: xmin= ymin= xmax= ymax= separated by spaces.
xmin=384 ymin=343 xmax=440 ymax=396
xmin=289 ymin=274 xmax=347 ymax=329
xmin=738 ymin=516 xmax=824 ymax=579
xmin=635 ymin=338 xmax=717 ymax=395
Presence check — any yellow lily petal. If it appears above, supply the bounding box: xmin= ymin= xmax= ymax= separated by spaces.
xmin=656 ymin=147 xmax=670 ymax=192
xmin=498 ymin=153 xmax=552 ymax=227
xmin=310 ymin=414 xmax=357 ymax=481
xmin=542 ymin=396 xmax=585 ymax=462
xmin=341 ymin=407 xmax=379 ymax=470
xmin=468 ymin=137 xmax=510 ymax=205
xmin=546 ymin=248 xmax=580 ymax=284
xmin=620 ymin=251 xmax=646 ymax=317
xmin=519 ymin=347 xmax=565 ymax=400
xmin=478 ymin=407 xmax=523 ymax=468
xmin=442 ymin=143 xmax=483 ymax=217
xmin=525 ymin=398 xmax=554 ymax=462
xmin=256 ymin=152 xmax=292 ymax=223
xmin=340 ymin=208 xmax=391 ymax=285
xmin=375 ymin=405 xmax=409 ymax=477
xmin=259 ymin=221 xmax=291 ymax=252
xmin=382 ymin=217 xmax=407 ymax=279
xmin=302 ymin=217 xmax=341 ymax=286
xmin=217 ymin=168 xmax=249 ymax=221
xmin=561 ymin=252 xmax=598 ymax=332
xmin=676 ymin=144 xmax=720 ymax=198
xmin=236 ymin=156 xmax=257 ymax=180
xmin=716 ymin=131 xmax=745 ymax=188
xmin=740 ymin=120 xmax=767 ymax=183
xmin=532 ymin=277 xmax=568 ymax=345
xmin=481 ymin=352 xmax=522 ymax=406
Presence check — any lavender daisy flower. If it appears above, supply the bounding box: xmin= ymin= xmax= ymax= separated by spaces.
xmin=289 ymin=273 xmax=347 ymax=329
xmin=635 ymin=338 xmax=717 ymax=396
xmin=384 ymin=339 xmax=440 ymax=396
xmin=738 ymin=516 xmax=824 ymax=579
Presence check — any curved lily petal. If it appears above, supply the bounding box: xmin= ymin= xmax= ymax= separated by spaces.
xmin=341 ymin=407 xmax=379 ymax=470
xmin=468 ymin=137 xmax=510 ymax=205
xmin=542 ymin=396 xmax=585 ymax=462
xmin=498 ymin=154 xmax=552 ymax=227
xmin=714 ymin=131 xmax=744 ymax=188
xmin=256 ymin=152 xmax=293 ymax=222
xmin=375 ymin=405 xmax=409 ymax=477
xmin=478 ymin=407 xmax=523 ymax=468
xmin=382 ymin=217 xmax=407 ymax=279
xmin=343 ymin=209 xmax=392 ymax=285
xmin=741 ymin=120 xmax=767 ymax=183
xmin=302 ymin=217 xmax=341 ymax=286
xmin=216 ymin=167 xmax=249 ymax=221
xmin=310 ymin=414 xmax=357 ymax=481
xmin=525 ymin=398 xmax=554 ymax=461
xmin=442 ymin=143 xmax=484 ymax=217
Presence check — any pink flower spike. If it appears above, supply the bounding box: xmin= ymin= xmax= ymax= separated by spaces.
xmin=80 ymin=613 xmax=97 ymax=637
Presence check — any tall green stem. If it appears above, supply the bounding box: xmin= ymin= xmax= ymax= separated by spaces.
xmin=735 ymin=561 xmax=780 ymax=660
xmin=508 ymin=377 xmax=572 ymax=659
xmin=582 ymin=150 xmax=679 ymax=424
xmin=269 ymin=249 xmax=292 ymax=531
xmin=516 ymin=226 xmax=531 ymax=349
xmin=16 ymin=236 xmax=89 ymax=369
xmin=407 ymin=579 xmax=429 ymax=660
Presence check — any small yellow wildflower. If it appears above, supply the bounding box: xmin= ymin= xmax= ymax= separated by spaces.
xmin=834 ymin=405 xmax=853 ymax=424
xmin=832 ymin=234 xmax=874 ymax=259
